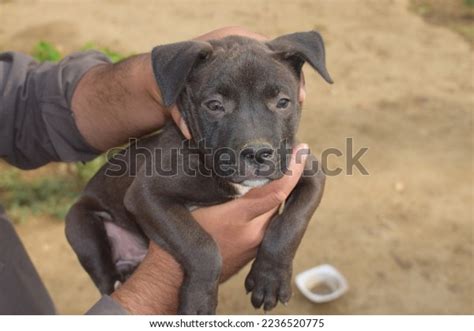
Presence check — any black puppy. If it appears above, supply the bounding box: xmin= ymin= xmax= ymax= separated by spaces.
xmin=66 ymin=31 xmax=332 ymax=314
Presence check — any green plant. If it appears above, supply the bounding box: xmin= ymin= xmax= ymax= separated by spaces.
xmin=0 ymin=42 xmax=126 ymax=223
xmin=81 ymin=42 xmax=127 ymax=63
xmin=32 ymin=41 xmax=62 ymax=62
xmin=74 ymin=156 xmax=107 ymax=185
xmin=32 ymin=41 xmax=127 ymax=64
xmin=465 ymin=0 xmax=474 ymax=8
xmin=0 ymin=168 xmax=80 ymax=222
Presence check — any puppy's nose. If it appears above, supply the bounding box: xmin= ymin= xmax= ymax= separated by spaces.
xmin=241 ymin=144 xmax=274 ymax=164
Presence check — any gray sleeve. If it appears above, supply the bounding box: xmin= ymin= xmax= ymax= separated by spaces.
xmin=1 ymin=207 xmax=127 ymax=315
xmin=86 ymin=295 xmax=129 ymax=315
xmin=0 ymin=51 xmax=111 ymax=170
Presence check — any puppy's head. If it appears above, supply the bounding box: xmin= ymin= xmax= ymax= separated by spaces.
xmin=152 ymin=31 xmax=332 ymax=187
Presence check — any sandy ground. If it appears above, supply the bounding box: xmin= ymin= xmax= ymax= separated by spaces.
xmin=1 ymin=0 xmax=472 ymax=314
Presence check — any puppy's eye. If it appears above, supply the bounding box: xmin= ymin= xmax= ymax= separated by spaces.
xmin=205 ymin=100 xmax=225 ymax=112
xmin=276 ymin=98 xmax=290 ymax=109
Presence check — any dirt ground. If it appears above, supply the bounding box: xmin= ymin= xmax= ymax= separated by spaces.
xmin=1 ymin=0 xmax=472 ymax=314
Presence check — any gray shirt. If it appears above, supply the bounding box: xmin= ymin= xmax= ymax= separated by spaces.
xmin=0 ymin=51 xmax=106 ymax=169
xmin=0 ymin=51 xmax=127 ymax=314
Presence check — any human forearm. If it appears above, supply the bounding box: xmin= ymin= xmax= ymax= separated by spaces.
xmin=111 ymin=244 xmax=182 ymax=314
xmin=71 ymin=53 xmax=167 ymax=151
xmin=71 ymin=27 xmax=270 ymax=152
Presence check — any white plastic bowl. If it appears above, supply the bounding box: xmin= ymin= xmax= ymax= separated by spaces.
xmin=295 ymin=264 xmax=348 ymax=303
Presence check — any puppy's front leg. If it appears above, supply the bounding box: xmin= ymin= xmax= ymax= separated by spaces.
xmin=245 ymin=154 xmax=325 ymax=311
xmin=124 ymin=180 xmax=221 ymax=315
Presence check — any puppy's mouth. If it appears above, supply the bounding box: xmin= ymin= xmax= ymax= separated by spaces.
xmin=224 ymin=167 xmax=285 ymax=188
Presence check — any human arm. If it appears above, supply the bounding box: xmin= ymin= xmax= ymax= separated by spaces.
xmin=0 ymin=27 xmax=304 ymax=166
xmin=71 ymin=26 xmax=305 ymax=151
xmin=0 ymin=26 xmax=308 ymax=315
xmin=0 ymin=51 xmax=110 ymax=169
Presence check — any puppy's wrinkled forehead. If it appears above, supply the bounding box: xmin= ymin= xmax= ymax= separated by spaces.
xmin=189 ymin=37 xmax=298 ymax=96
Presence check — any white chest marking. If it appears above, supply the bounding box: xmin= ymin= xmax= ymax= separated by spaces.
xmin=230 ymin=183 xmax=253 ymax=197
xmin=230 ymin=179 xmax=270 ymax=197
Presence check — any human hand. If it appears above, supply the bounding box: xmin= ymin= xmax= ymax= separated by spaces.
xmin=111 ymin=143 xmax=309 ymax=314
xmin=108 ymin=27 xmax=308 ymax=314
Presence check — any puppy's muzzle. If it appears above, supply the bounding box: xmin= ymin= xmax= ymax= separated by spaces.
xmin=241 ymin=143 xmax=275 ymax=166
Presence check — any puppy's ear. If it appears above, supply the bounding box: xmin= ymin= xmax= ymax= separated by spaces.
xmin=267 ymin=31 xmax=333 ymax=84
xmin=151 ymin=41 xmax=212 ymax=107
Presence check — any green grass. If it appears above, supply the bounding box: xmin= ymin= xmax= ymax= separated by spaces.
xmin=0 ymin=158 xmax=108 ymax=223
xmin=74 ymin=156 xmax=108 ymax=184
xmin=32 ymin=41 xmax=62 ymax=62
xmin=0 ymin=168 xmax=80 ymax=222
xmin=81 ymin=42 xmax=127 ymax=63
xmin=0 ymin=41 xmax=125 ymax=223
xmin=31 ymin=40 xmax=127 ymax=63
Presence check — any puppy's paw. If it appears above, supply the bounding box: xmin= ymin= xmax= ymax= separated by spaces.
xmin=245 ymin=258 xmax=292 ymax=311
xmin=178 ymin=286 xmax=218 ymax=315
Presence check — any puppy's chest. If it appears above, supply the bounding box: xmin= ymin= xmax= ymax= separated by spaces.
xmin=229 ymin=183 xmax=253 ymax=197
xmin=184 ymin=181 xmax=248 ymax=211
